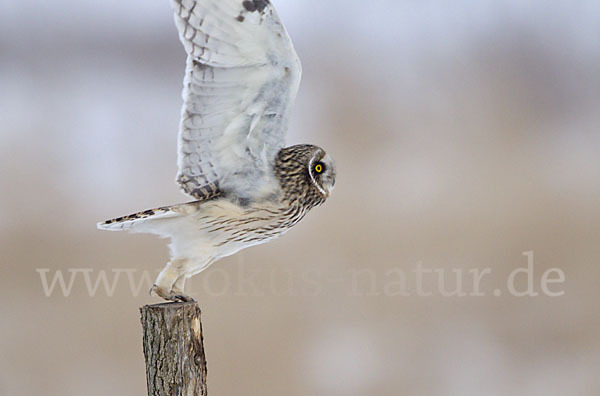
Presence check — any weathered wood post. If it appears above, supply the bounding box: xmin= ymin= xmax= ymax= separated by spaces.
xmin=140 ymin=302 xmax=208 ymax=396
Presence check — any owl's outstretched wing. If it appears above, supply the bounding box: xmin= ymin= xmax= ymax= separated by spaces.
xmin=171 ymin=0 xmax=302 ymax=201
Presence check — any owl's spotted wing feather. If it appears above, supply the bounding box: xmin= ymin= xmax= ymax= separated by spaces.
xmin=172 ymin=0 xmax=302 ymax=201
xmin=97 ymin=201 xmax=205 ymax=231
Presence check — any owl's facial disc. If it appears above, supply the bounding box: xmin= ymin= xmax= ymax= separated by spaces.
xmin=309 ymin=151 xmax=336 ymax=198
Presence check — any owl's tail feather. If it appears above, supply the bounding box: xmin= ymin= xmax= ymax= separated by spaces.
xmin=97 ymin=201 xmax=200 ymax=231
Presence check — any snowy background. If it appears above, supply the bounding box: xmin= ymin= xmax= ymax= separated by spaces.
xmin=1 ymin=1 xmax=599 ymax=395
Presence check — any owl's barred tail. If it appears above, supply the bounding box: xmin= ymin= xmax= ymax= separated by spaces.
xmin=97 ymin=205 xmax=179 ymax=231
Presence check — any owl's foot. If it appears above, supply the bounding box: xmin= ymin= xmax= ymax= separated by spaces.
xmin=150 ymin=284 xmax=196 ymax=303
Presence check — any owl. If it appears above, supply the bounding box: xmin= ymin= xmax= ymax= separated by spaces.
xmin=98 ymin=0 xmax=336 ymax=302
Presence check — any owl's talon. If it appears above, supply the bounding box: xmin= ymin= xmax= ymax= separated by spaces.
xmin=173 ymin=294 xmax=196 ymax=303
xmin=150 ymin=284 xmax=195 ymax=302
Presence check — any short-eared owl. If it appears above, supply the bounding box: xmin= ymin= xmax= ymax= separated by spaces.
xmin=98 ymin=0 xmax=336 ymax=301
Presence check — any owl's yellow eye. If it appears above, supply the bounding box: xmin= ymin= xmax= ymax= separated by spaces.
xmin=315 ymin=163 xmax=324 ymax=173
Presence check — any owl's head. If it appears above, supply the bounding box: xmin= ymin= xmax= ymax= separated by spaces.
xmin=275 ymin=144 xmax=336 ymax=205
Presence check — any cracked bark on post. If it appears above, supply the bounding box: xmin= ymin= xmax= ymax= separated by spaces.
xmin=140 ymin=302 xmax=208 ymax=396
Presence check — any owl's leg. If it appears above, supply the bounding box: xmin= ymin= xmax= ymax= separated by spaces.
xmin=151 ymin=259 xmax=195 ymax=302
xmin=171 ymin=258 xmax=214 ymax=296
xmin=172 ymin=274 xmax=187 ymax=295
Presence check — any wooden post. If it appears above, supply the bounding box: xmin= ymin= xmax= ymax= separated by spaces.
xmin=140 ymin=302 xmax=208 ymax=396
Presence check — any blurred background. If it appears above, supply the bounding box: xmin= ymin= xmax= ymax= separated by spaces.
xmin=1 ymin=0 xmax=599 ymax=395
